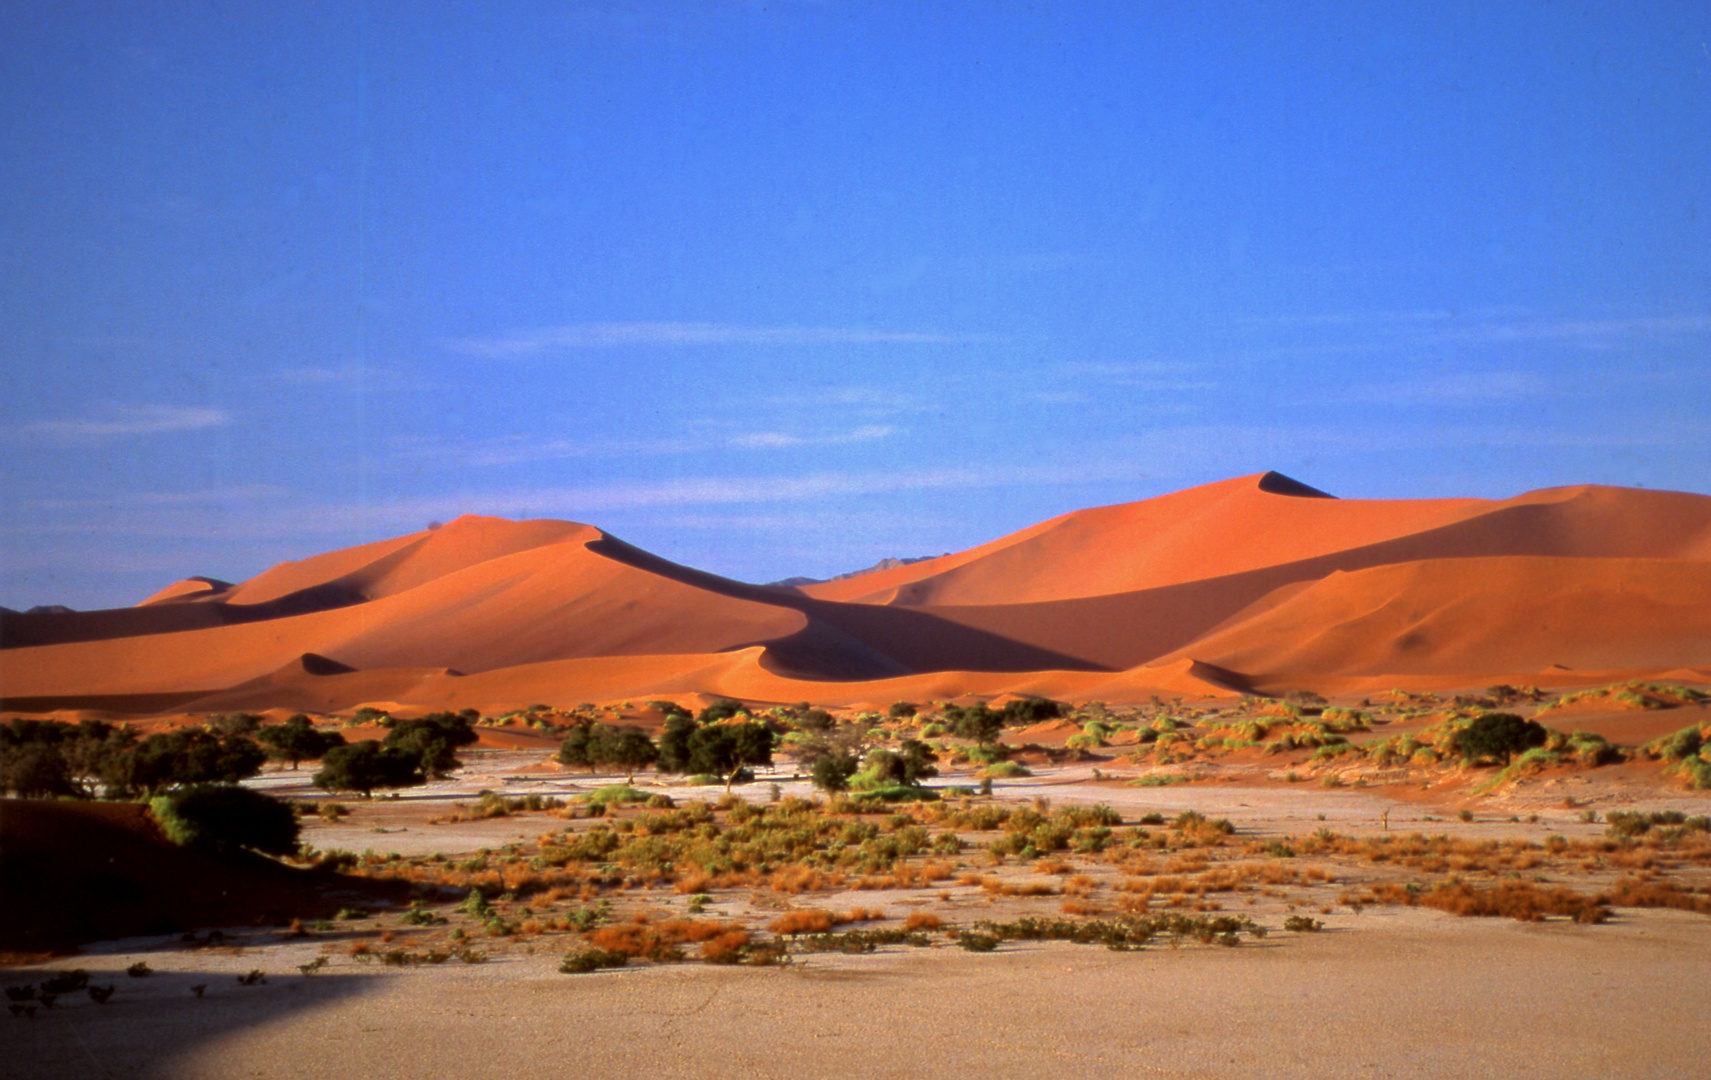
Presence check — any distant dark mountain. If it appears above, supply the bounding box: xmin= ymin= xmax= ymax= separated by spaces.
xmin=767 ymin=554 xmax=947 ymax=588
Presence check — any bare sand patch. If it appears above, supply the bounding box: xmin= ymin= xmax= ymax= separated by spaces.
xmin=8 ymin=909 xmax=1709 ymax=1080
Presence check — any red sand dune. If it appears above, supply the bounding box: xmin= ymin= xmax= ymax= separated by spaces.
xmin=2 ymin=473 xmax=1708 ymax=712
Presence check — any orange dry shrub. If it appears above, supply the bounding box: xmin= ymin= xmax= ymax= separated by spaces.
xmin=892 ymin=860 xmax=955 ymax=887
xmin=1420 ymin=881 xmax=1607 ymax=923
xmin=839 ymin=907 xmax=881 ymax=923
xmin=1061 ymin=874 xmax=1096 ymax=896
xmin=1034 ymin=858 xmax=1072 ymax=875
xmin=980 ymin=876 xmax=1057 ymax=897
xmin=1060 ymin=900 xmax=1103 ymax=916
xmin=589 ymin=919 xmax=744 ymax=960
xmin=770 ymin=866 xmax=834 ymax=894
xmin=902 ymin=911 xmax=942 ymax=931
xmin=770 ymin=910 xmax=834 ymax=935
xmin=1604 ymin=877 xmax=1711 ymax=914
xmin=700 ymin=931 xmax=751 ymax=964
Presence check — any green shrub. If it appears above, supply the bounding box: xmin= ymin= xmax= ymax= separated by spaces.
xmin=149 ymin=784 xmax=300 ymax=856
xmin=559 ymin=949 xmax=630 ymax=974
xmin=982 ymin=761 xmax=1030 ymax=779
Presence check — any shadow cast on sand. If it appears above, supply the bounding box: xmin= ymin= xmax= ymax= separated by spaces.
xmin=6 ymin=966 xmax=378 ymax=1080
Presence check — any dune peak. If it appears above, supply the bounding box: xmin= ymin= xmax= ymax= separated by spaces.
xmin=1256 ymin=471 xmax=1335 ymax=499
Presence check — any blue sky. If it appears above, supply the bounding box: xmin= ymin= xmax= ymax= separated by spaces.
xmin=2 ymin=2 xmax=1708 ymax=609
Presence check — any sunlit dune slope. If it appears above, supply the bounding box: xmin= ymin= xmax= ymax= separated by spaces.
xmin=799 ymin=473 xmax=1711 ymax=606
xmin=1164 ymin=556 xmax=1711 ymax=678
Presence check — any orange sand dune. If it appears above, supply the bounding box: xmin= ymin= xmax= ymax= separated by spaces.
xmin=1165 ymin=556 xmax=1711 ymax=679
xmin=3 ymin=474 xmax=1708 ymax=713
xmin=800 ymin=473 xmax=1711 ymax=606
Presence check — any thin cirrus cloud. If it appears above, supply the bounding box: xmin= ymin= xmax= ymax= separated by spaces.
xmin=20 ymin=404 xmax=230 ymax=442
xmin=441 ymin=321 xmax=998 ymax=358
xmin=391 ymin=424 xmax=897 ymax=468
xmin=297 ymin=460 xmax=1155 ymax=532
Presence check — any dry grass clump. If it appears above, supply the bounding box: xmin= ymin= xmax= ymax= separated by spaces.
xmin=979 ymin=875 xmax=1058 ymax=897
xmin=1418 ymin=881 xmax=1608 ymax=923
xmin=587 ymin=918 xmax=746 ymax=961
xmin=699 ymin=931 xmax=752 ymax=964
xmin=902 ymin=911 xmax=943 ymax=931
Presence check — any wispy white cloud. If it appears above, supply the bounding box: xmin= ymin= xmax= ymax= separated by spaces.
xmin=727 ymin=425 xmax=894 ymax=449
xmin=442 ymin=322 xmax=997 ymax=358
xmin=20 ymin=404 xmax=230 ymax=442
xmin=389 ymin=423 xmax=897 ymax=468
xmin=1340 ymin=371 xmax=1547 ymax=405
xmin=273 ymin=366 xmax=443 ymax=393
xmin=22 ymin=484 xmax=289 ymax=511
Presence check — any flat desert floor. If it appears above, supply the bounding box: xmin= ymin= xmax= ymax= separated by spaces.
xmin=10 ymin=908 xmax=1711 ymax=1080
xmin=11 ymin=754 xmax=1711 ymax=1079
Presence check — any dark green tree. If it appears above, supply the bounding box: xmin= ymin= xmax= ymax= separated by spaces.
xmin=896 ymin=738 xmax=939 ymax=785
xmin=556 ymin=721 xmax=599 ymax=773
xmin=887 ymin=701 xmax=918 ymax=719
xmin=1452 ymin=713 xmax=1548 ymax=766
xmin=126 ymin=730 xmax=267 ymax=794
xmin=384 ymin=712 xmax=478 ymax=778
xmin=312 ymin=741 xmax=425 ymax=797
xmin=657 ymin=715 xmax=700 ymax=773
xmin=256 ymin=715 xmax=347 ymax=770
xmin=810 ymin=751 xmax=858 ymax=793
xmin=1 ymin=743 xmax=74 ymax=798
xmin=687 ymin=722 xmax=774 ymax=792
xmin=948 ymin=704 xmax=1005 ymax=747
xmin=594 ymin=726 xmax=658 ymax=783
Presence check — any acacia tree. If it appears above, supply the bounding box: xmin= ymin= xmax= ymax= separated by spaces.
xmin=688 ymin=722 xmax=774 ymax=793
xmin=384 ymin=713 xmax=478 ymax=778
xmin=594 ymin=726 xmax=658 ymax=783
xmin=557 ymin=721 xmax=600 ymax=773
xmin=312 ymin=741 xmax=424 ymax=797
xmin=256 ymin=715 xmax=347 ymax=770
xmin=1452 ymin=713 xmax=1548 ymax=766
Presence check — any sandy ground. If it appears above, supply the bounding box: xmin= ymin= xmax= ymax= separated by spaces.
xmin=8 ymin=907 xmax=1709 ymax=1080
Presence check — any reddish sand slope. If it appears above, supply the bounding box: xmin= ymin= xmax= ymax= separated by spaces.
xmin=2 ymin=474 xmax=1708 ymax=711
xmin=1161 ymin=556 xmax=1711 ymax=679
xmin=801 ymin=474 xmax=1711 ymax=605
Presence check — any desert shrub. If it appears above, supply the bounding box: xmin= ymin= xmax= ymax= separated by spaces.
xmin=559 ymin=948 xmax=630 ymax=974
xmin=150 ymin=784 xmax=300 ymax=856
xmin=1420 ymin=881 xmax=1608 ymax=923
xmin=698 ymin=698 xmax=750 ymax=723
xmin=888 ymin=701 xmax=918 ymax=719
xmin=699 ymin=930 xmax=752 ymax=964
xmin=982 ymin=761 xmax=1030 ymax=779
xmin=770 ymin=909 xmax=835 ymax=934
xmin=956 ymin=931 xmax=999 ymax=952
xmin=1283 ymin=915 xmax=1323 ymax=933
